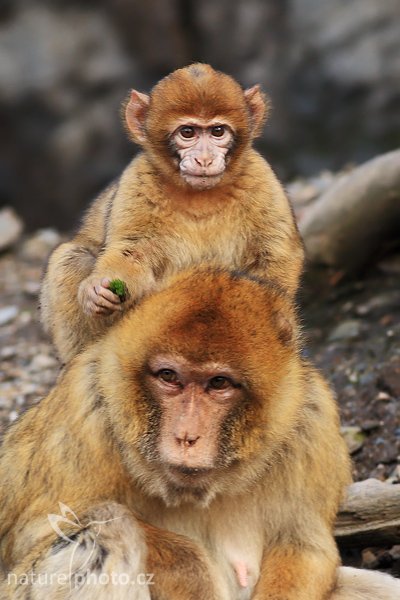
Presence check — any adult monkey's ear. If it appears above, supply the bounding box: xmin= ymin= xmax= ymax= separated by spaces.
xmin=244 ymin=85 xmax=270 ymax=138
xmin=125 ymin=90 xmax=150 ymax=145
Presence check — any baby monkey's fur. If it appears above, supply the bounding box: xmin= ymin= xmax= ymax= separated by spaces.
xmin=40 ymin=63 xmax=304 ymax=362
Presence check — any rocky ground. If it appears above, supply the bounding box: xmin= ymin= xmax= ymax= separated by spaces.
xmin=303 ymin=264 xmax=400 ymax=483
xmin=0 ymin=178 xmax=399 ymax=575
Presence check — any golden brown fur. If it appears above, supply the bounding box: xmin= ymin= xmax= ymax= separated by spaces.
xmin=40 ymin=63 xmax=304 ymax=363
xmin=3 ymin=269 xmax=400 ymax=599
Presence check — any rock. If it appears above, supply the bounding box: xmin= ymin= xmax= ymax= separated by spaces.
xmin=328 ymin=320 xmax=362 ymax=341
xmin=369 ymin=463 xmax=387 ymax=481
xmin=361 ymin=420 xmax=381 ymax=433
xmin=288 ymin=170 xmax=339 ymax=217
xmin=8 ymin=410 xmax=18 ymax=422
xmin=0 ymin=305 xmax=18 ymax=326
xmin=0 ymin=207 xmax=23 ymax=251
xmin=377 ymin=358 xmax=400 ymax=397
xmin=28 ymin=353 xmax=58 ymax=372
xmin=386 ymin=465 xmax=400 ymax=484
xmin=356 ymin=291 xmax=400 ymax=316
xmin=373 ymin=550 xmax=394 ymax=569
xmin=361 ymin=548 xmax=379 ymax=570
xmin=0 ymin=346 xmax=17 ymax=359
xmin=359 ymin=372 xmax=375 ymax=386
xmin=0 ymin=396 xmax=12 ymax=409
xmin=389 ymin=546 xmax=400 ymax=560
xmin=23 ymin=281 xmax=41 ymax=297
xmin=347 ymin=370 xmax=359 ymax=384
xmin=18 ymin=311 xmax=32 ymax=326
xmin=20 ymin=228 xmax=62 ymax=261
xmin=287 ymin=180 xmax=319 ymax=207
xmin=341 ymin=426 xmax=366 ymax=454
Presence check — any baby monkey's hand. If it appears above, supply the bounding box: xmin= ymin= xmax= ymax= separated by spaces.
xmin=78 ymin=277 xmax=123 ymax=317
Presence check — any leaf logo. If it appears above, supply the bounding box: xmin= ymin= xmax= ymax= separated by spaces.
xmin=48 ymin=502 xmax=82 ymax=544
xmin=47 ymin=501 xmax=123 ymax=589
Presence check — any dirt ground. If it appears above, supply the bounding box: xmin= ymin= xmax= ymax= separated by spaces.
xmin=0 ymin=227 xmax=399 ymax=577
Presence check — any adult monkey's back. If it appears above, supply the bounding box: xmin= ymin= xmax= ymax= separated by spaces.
xmin=40 ymin=63 xmax=304 ymax=363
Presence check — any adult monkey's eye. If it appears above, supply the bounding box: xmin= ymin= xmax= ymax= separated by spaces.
xmin=157 ymin=369 xmax=179 ymax=384
xmin=208 ymin=376 xmax=231 ymax=390
xmin=179 ymin=126 xmax=196 ymax=139
xmin=211 ymin=125 xmax=225 ymax=138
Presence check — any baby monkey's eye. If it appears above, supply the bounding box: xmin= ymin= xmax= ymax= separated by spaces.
xmin=208 ymin=376 xmax=231 ymax=390
xmin=179 ymin=126 xmax=196 ymax=139
xmin=157 ymin=369 xmax=179 ymax=384
xmin=211 ymin=125 xmax=225 ymax=138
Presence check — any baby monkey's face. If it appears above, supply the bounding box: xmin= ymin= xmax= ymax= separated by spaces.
xmin=169 ymin=119 xmax=235 ymax=189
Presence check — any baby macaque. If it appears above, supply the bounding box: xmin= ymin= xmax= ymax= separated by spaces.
xmin=40 ymin=63 xmax=304 ymax=362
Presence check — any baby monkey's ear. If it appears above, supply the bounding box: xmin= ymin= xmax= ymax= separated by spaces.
xmin=244 ymin=85 xmax=270 ymax=138
xmin=125 ymin=90 xmax=151 ymax=145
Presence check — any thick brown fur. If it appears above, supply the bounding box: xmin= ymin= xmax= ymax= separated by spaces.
xmin=3 ymin=269 xmax=399 ymax=599
xmin=40 ymin=63 xmax=304 ymax=363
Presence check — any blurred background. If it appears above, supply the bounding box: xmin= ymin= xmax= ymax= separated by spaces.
xmin=1 ymin=0 xmax=400 ymax=572
xmin=0 ymin=0 xmax=399 ymax=230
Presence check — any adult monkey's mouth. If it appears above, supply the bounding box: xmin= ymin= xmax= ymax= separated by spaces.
xmin=166 ymin=464 xmax=214 ymax=487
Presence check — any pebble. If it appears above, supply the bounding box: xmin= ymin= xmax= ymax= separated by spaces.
xmin=20 ymin=228 xmax=62 ymax=261
xmin=341 ymin=426 xmax=366 ymax=454
xmin=28 ymin=354 xmax=58 ymax=372
xmin=359 ymin=372 xmax=375 ymax=386
xmin=386 ymin=465 xmax=400 ymax=484
xmin=377 ymin=359 xmax=400 ymax=397
xmin=0 ymin=397 xmax=12 ymax=409
xmin=347 ymin=370 xmax=359 ymax=384
xmin=0 ymin=346 xmax=17 ymax=359
xmin=389 ymin=546 xmax=400 ymax=560
xmin=18 ymin=311 xmax=33 ymax=326
xmin=8 ymin=410 xmax=18 ymax=422
xmin=356 ymin=292 xmax=400 ymax=315
xmin=361 ymin=420 xmax=381 ymax=432
xmin=19 ymin=382 xmax=40 ymax=395
xmin=369 ymin=463 xmax=387 ymax=481
xmin=328 ymin=320 xmax=362 ymax=341
xmin=0 ymin=207 xmax=23 ymax=251
xmin=23 ymin=281 xmax=41 ymax=296
xmin=0 ymin=306 xmax=19 ymax=326
xmin=361 ymin=549 xmax=379 ymax=569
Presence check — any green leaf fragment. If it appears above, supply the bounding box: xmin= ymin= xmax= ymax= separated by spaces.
xmin=109 ymin=279 xmax=127 ymax=301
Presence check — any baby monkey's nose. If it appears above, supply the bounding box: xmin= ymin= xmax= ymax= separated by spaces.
xmin=194 ymin=155 xmax=213 ymax=168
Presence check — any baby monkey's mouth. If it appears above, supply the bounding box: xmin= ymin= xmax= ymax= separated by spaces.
xmin=181 ymin=172 xmax=224 ymax=189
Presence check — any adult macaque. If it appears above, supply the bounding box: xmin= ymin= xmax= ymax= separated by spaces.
xmin=2 ymin=269 xmax=400 ymax=599
xmin=40 ymin=63 xmax=304 ymax=362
